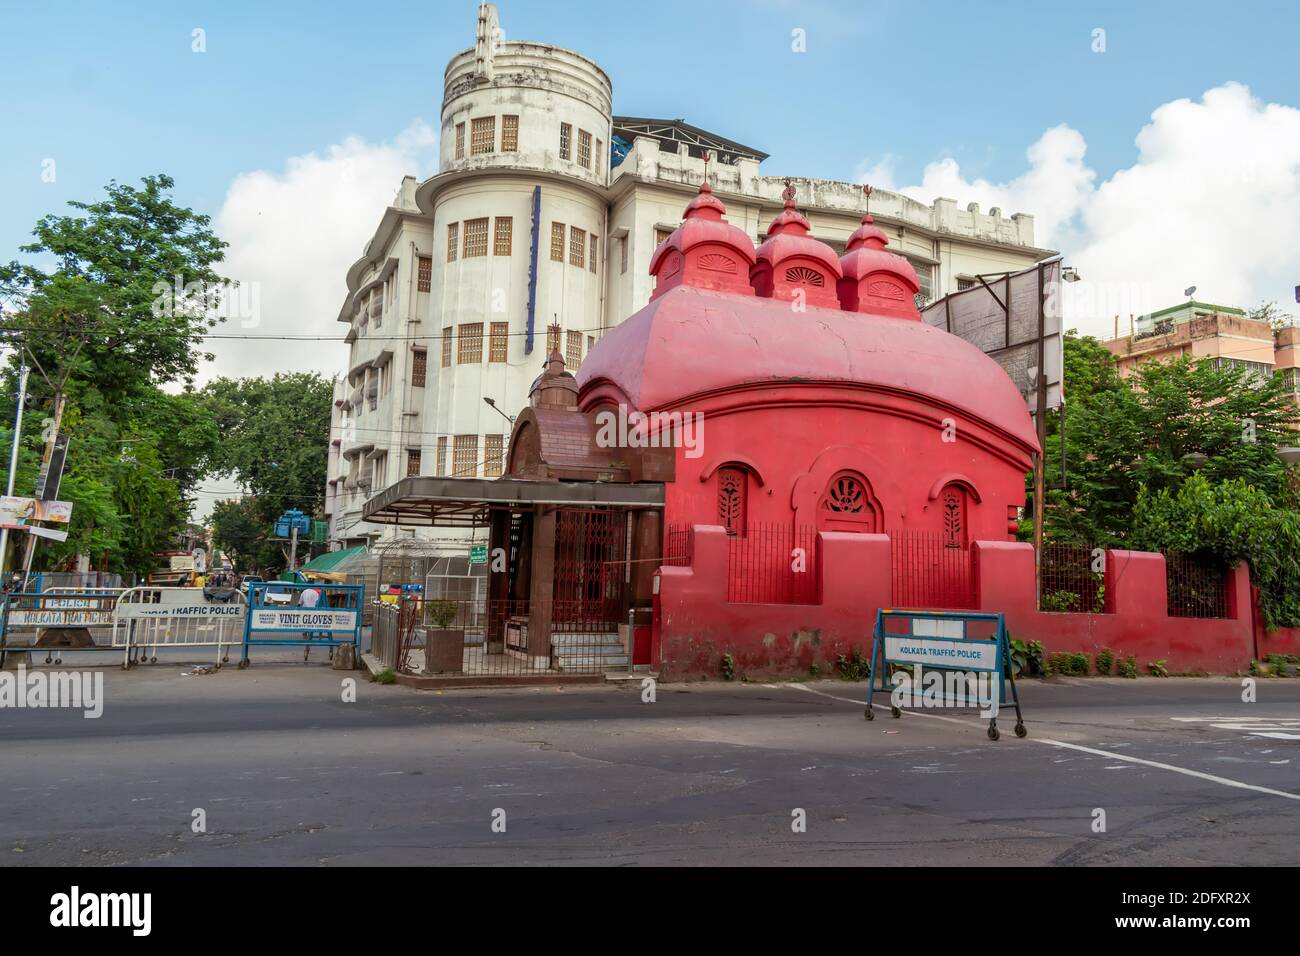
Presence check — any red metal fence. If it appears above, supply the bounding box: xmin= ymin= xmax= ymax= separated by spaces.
xmin=890 ymin=528 xmax=975 ymax=609
xmin=1166 ymin=553 xmax=1229 ymax=618
xmin=1038 ymin=542 xmax=1109 ymax=613
xmin=663 ymin=523 xmax=694 ymax=567
xmin=726 ymin=523 xmax=820 ymax=604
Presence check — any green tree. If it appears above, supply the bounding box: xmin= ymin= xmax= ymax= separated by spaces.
xmin=1131 ymin=475 xmax=1300 ymax=629
xmin=1039 ymin=334 xmax=1298 ymax=544
xmin=0 ymin=174 xmax=229 ymax=396
xmin=201 ymin=373 xmax=333 ymax=574
xmin=0 ymin=175 xmax=230 ymax=576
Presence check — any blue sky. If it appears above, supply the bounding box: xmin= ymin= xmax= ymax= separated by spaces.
xmin=4 ymin=1 xmax=1297 ymax=520
xmin=2 ymin=0 xmax=1296 ymax=251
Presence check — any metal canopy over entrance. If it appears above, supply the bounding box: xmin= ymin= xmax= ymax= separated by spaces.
xmin=362 ymin=475 xmax=665 ymax=527
xmin=360 ymin=476 xmax=664 ymax=680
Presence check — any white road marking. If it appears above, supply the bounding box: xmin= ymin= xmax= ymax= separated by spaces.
xmin=786 ymin=684 xmax=1300 ymax=803
xmin=1170 ymin=716 xmax=1300 ymax=740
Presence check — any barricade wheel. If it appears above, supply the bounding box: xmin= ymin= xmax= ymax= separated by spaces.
xmin=150 ymin=656 xmax=157 ymax=663
xmin=987 ymin=722 xmax=1000 ymax=741
xmin=54 ymin=656 xmax=63 ymax=665
xmin=222 ymin=655 xmax=229 ymax=663
xmin=1014 ymin=723 xmax=1027 ymax=738
xmin=864 ymin=707 xmax=874 ymax=721
xmin=44 ymin=655 xmax=52 ymax=664
xmin=890 ymin=706 xmax=901 ymax=718
xmin=237 ymin=659 xmax=250 ymax=670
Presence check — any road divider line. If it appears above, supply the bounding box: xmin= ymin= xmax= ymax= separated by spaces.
xmin=785 ymin=683 xmax=1300 ymax=803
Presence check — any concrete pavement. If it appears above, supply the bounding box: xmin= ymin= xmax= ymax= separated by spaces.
xmin=1 ymin=665 xmax=1297 ymax=865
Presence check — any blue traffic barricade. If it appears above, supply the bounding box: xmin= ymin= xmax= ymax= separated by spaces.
xmin=238 ymin=581 xmax=363 ymax=667
xmin=864 ymin=609 xmax=1026 ymax=740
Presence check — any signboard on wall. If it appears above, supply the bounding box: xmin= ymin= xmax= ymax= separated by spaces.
xmin=921 ymin=259 xmax=1063 ymax=417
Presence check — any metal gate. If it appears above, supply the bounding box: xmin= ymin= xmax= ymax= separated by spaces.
xmin=890 ymin=529 xmax=976 ymax=609
xmin=554 ymin=508 xmax=627 ymax=632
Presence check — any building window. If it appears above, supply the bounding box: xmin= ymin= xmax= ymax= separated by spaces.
xmin=455 ymin=123 xmax=465 ymax=160
xmin=559 ymin=122 xmax=572 ymax=160
xmin=589 ymin=234 xmax=598 ymax=273
xmin=406 ymin=448 xmax=422 ymax=478
xmin=494 ymin=216 xmax=512 ymax=256
xmin=470 ymin=116 xmax=495 ymax=155
xmin=436 ymin=436 xmax=447 ymax=475
xmin=411 ymin=348 xmax=427 ymax=387
xmin=416 ymin=255 xmax=432 ymax=292
xmin=578 ymin=129 xmax=592 ymax=169
xmin=818 ymin=471 xmax=880 ymax=533
xmin=909 ymin=259 xmax=935 ymax=307
xmin=566 ymin=330 xmax=582 ymax=368
xmin=463 ymin=217 xmax=489 ymax=258
xmin=587 ymin=334 xmax=595 ymax=354
xmin=457 ymin=323 xmax=484 ymax=364
xmin=654 ymin=227 xmax=673 ymax=248
xmin=717 ymin=467 xmax=747 ymax=536
xmin=941 ymin=487 xmax=967 ymax=549
xmin=484 ymin=434 xmax=504 ymax=478
xmin=452 ymin=434 xmax=478 ymax=477
xmin=956 ymin=276 xmax=977 ymax=292
xmin=372 ymin=453 xmax=386 ymax=489
xmin=569 ymin=226 xmax=586 ymax=267
xmin=441 ymin=326 xmax=453 ymax=367
xmin=547 ymin=325 xmax=560 ymax=354
xmin=596 ymin=138 xmax=603 ymax=174
xmin=620 ymin=236 xmax=628 ymax=274
xmin=447 ymin=222 xmax=459 ymax=262
xmin=550 ymin=222 xmax=565 ymax=262
xmin=501 ymin=114 xmax=519 ymax=152
xmin=489 ymin=322 xmax=508 ymax=363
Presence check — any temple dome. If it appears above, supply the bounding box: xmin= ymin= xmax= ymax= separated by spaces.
xmin=576 ymin=285 xmax=1039 ymax=456
xmin=837 ymin=212 xmax=922 ymax=320
xmin=648 ymin=180 xmax=756 ymax=300
xmin=751 ymin=182 xmax=843 ymax=308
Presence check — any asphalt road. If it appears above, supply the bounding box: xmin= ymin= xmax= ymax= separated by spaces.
xmin=1 ymin=663 xmax=1298 ymax=866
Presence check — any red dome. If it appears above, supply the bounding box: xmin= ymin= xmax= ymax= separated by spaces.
xmin=577 ymin=284 xmax=1039 ymax=454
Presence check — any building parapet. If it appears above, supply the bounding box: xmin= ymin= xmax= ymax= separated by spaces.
xmin=612 ymin=136 xmax=1039 ymax=249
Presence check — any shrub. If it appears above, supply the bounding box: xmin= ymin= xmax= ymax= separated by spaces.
xmin=1094 ymin=647 xmax=1115 ymax=675
xmin=425 ymin=600 xmax=459 ymax=629
xmin=1117 ymin=656 xmax=1138 ymax=679
xmin=1147 ymin=659 xmax=1169 ymax=677
xmin=836 ymin=647 xmax=871 ymax=682
xmin=720 ymin=652 xmax=735 ymax=681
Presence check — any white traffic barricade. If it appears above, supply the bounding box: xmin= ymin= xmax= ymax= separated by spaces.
xmin=112 ymin=587 xmax=247 ymax=668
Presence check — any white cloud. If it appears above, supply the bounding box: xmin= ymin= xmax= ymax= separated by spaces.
xmin=207 ymin=120 xmax=438 ymax=382
xmin=861 ymin=83 xmax=1300 ymax=335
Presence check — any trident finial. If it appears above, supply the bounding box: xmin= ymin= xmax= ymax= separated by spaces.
xmin=702 ymin=150 xmax=712 ymax=188
xmin=782 ymin=178 xmax=796 ymax=207
xmin=862 ymin=183 xmax=873 ymax=216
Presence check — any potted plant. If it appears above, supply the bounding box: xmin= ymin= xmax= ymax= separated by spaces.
xmin=422 ymin=600 xmax=464 ymax=674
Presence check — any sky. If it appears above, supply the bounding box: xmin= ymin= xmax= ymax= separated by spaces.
xmin=2 ymin=0 xmax=1299 ymax=512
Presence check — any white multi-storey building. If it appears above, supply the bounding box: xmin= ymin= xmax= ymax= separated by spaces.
xmin=325 ymin=3 xmax=1054 ymax=550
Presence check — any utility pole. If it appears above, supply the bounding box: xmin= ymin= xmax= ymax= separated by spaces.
xmin=20 ymin=387 xmax=68 ymax=591
xmin=0 ymin=364 xmax=30 ymax=579
xmin=289 ymin=524 xmax=299 ymax=573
